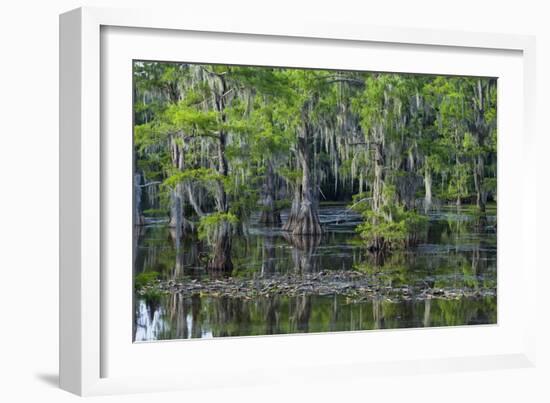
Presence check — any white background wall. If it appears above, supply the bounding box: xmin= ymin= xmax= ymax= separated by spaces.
xmin=1 ymin=1 xmax=548 ymax=401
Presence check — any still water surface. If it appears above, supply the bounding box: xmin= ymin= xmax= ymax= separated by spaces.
xmin=134 ymin=204 xmax=496 ymax=341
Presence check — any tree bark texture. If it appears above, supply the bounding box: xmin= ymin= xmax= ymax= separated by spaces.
xmin=288 ymin=122 xmax=322 ymax=235
xmin=259 ymin=160 xmax=281 ymax=225
xmin=208 ymin=75 xmax=233 ymax=271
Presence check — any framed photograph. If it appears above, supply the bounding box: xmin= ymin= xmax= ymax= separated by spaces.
xmin=60 ymin=6 xmax=537 ymax=396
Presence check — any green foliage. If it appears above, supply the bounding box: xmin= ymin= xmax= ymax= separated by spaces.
xmin=134 ymin=60 xmax=497 ymax=256
xmin=227 ymin=182 xmax=259 ymax=220
xmin=198 ymin=212 xmax=239 ymax=242
xmin=165 ymin=102 xmax=220 ymax=134
xmin=134 ymin=271 xmax=160 ymax=290
xmin=278 ymin=168 xmax=302 ymax=185
xmin=355 ymin=205 xmax=428 ymax=251
xmin=163 ymin=168 xmax=223 ymax=189
xmin=350 ymin=192 xmax=371 ymax=213
xmin=141 ymin=288 xmax=163 ymax=305
xmin=143 ymin=208 xmax=168 ymax=217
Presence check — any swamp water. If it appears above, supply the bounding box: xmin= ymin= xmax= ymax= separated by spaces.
xmin=134 ymin=205 xmax=496 ymax=341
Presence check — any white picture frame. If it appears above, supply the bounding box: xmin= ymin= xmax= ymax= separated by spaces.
xmin=60 ymin=6 xmax=537 ymax=396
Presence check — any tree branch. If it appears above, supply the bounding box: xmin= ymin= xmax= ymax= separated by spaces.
xmin=185 ymin=183 xmax=205 ymax=217
xmin=139 ymin=181 xmax=161 ymax=188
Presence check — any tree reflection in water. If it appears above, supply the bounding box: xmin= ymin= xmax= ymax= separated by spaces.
xmin=134 ymin=205 xmax=497 ymax=341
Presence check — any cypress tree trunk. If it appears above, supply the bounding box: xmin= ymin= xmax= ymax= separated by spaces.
xmin=168 ymin=135 xmax=188 ymax=237
xmin=397 ymin=172 xmax=421 ymax=211
xmin=168 ymin=183 xmax=191 ymax=239
xmin=473 ymin=154 xmax=486 ymax=214
xmin=259 ymin=160 xmax=281 ymax=225
xmin=289 ymin=123 xmax=322 ymax=236
xmin=470 ymin=78 xmax=491 ymax=216
xmin=203 ymin=71 xmax=234 ymax=271
xmin=424 ymin=166 xmax=432 ymax=213
xmin=283 ymin=181 xmax=301 ymax=231
xmin=206 ymin=221 xmax=233 ymax=272
xmin=455 ymin=155 xmax=462 ymax=207
xmin=367 ymin=135 xmax=391 ymax=252
xmin=208 ymin=84 xmax=233 ymax=271
xmin=260 ymin=235 xmax=276 ymax=276
xmin=134 ymin=172 xmax=145 ymax=226
xmin=207 ymin=133 xmax=233 ymax=271
xmin=372 ymin=141 xmax=384 ymax=214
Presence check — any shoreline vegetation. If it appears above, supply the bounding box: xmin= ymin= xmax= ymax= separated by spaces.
xmin=133 ymin=62 xmax=497 ymax=339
